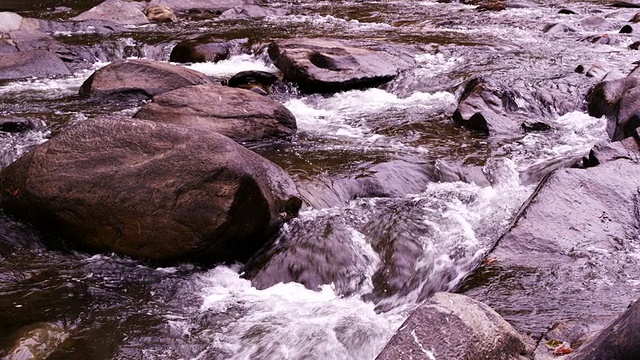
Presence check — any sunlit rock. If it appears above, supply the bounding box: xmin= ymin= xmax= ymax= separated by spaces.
xmin=79 ymin=58 xmax=212 ymax=99
xmin=4 ymin=322 xmax=68 ymax=360
xmin=0 ymin=118 xmax=302 ymax=264
xmin=376 ymin=292 xmax=534 ymax=359
xmin=145 ymin=5 xmax=177 ymax=23
xmin=268 ymin=38 xmax=415 ymax=93
xmin=134 ymin=84 xmax=297 ymax=142
xmin=71 ymin=0 xmax=149 ymax=26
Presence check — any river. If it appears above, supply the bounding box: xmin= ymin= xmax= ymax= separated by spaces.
xmin=0 ymin=0 xmax=631 ymax=358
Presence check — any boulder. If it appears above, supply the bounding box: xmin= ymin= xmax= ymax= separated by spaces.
xmin=169 ymin=38 xmax=230 ymax=63
xmin=70 ymin=0 xmax=149 ymax=26
xmin=587 ymin=67 xmax=640 ymax=141
xmin=0 ymin=117 xmax=37 ymax=133
xmin=145 ymin=5 xmax=177 ymax=22
xmin=0 ymin=118 xmax=302 ymax=263
xmin=79 ymin=59 xmax=213 ymax=99
xmin=268 ymin=38 xmax=414 ymax=93
xmin=218 ymin=5 xmax=287 ymax=20
xmin=569 ymin=298 xmax=640 ymax=360
xmin=147 ymin=0 xmax=252 ymax=14
xmin=376 ymin=292 xmax=534 ymax=360
xmin=133 ymin=84 xmax=297 ymax=142
xmin=0 ymin=11 xmax=23 ymax=33
xmin=462 ymin=155 xmax=640 ymax=338
xmin=0 ymin=50 xmax=71 ymax=81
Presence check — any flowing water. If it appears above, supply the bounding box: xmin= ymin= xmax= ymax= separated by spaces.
xmin=0 ymin=0 xmax=633 ymax=358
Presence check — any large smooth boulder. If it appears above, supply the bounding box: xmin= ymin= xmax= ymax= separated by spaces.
xmin=0 ymin=50 xmax=71 ymax=80
xmin=462 ymin=151 xmax=640 ymax=338
xmin=133 ymin=84 xmax=297 ymax=142
xmin=0 ymin=12 xmax=23 ymax=33
xmin=71 ymin=0 xmax=149 ymax=26
xmin=148 ymin=0 xmax=252 ymax=14
xmin=0 ymin=118 xmax=302 ymax=263
xmin=268 ymin=38 xmax=414 ymax=93
xmin=376 ymin=292 xmax=534 ymax=359
xmin=79 ymin=59 xmax=213 ymax=99
xmin=588 ymin=67 xmax=640 ymax=141
xmin=569 ymin=298 xmax=640 ymax=360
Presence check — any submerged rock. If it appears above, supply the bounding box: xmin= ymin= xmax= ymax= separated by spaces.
xmin=0 ymin=117 xmax=36 ymax=133
xmin=376 ymin=292 xmax=534 ymax=359
xmin=79 ymin=59 xmax=212 ymax=99
xmin=0 ymin=118 xmax=302 ymax=264
xmin=0 ymin=50 xmax=71 ymax=81
xmin=268 ymin=38 xmax=414 ymax=93
xmin=134 ymin=84 xmax=297 ymax=142
xmin=227 ymin=70 xmax=278 ymax=94
xmin=70 ymin=0 xmax=149 ymax=26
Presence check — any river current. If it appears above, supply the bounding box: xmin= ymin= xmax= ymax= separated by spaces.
xmin=0 ymin=0 xmax=632 ymax=358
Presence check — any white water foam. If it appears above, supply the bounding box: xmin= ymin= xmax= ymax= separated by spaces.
xmin=184 ymin=54 xmax=277 ymax=79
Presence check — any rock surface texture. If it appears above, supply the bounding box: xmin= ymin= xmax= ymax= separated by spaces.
xmin=268 ymin=38 xmax=414 ymax=93
xmin=375 ymin=292 xmax=534 ymax=360
xmin=588 ymin=66 xmax=640 ymax=141
xmin=79 ymin=59 xmax=212 ymax=99
xmin=134 ymin=84 xmax=297 ymax=142
xmin=71 ymin=0 xmax=149 ymax=25
xmin=0 ymin=118 xmax=302 ymax=263
xmin=0 ymin=50 xmax=71 ymax=80
xmin=463 ymin=141 xmax=640 ymax=337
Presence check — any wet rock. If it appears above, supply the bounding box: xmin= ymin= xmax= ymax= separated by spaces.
xmin=587 ymin=67 xmax=640 ymax=141
xmin=533 ymin=320 xmax=596 ymax=359
xmin=612 ymin=1 xmax=640 ymax=8
xmin=169 ymin=38 xmax=230 ymax=63
xmin=629 ymin=40 xmax=640 ymax=49
xmin=570 ymin=297 xmax=640 ymax=360
xmin=79 ymin=59 xmax=213 ymax=99
xmin=0 ymin=118 xmax=302 ymax=264
xmin=268 ymin=38 xmax=414 ymax=93
xmin=0 ymin=117 xmax=36 ymax=133
xmin=585 ymin=63 xmax=609 ymax=79
xmin=632 ymin=12 xmax=640 ymax=22
xmin=4 ymin=322 xmax=68 ymax=360
xmin=580 ymin=16 xmax=610 ymax=31
xmin=583 ymin=130 xmax=640 ymax=167
xmin=246 ymin=215 xmax=378 ymax=297
xmin=462 ymin=156 xmax=640 ymax=338
xmin=476 ymin=1 xmax=507 ymax=12
xmin=71 ymin=0 xmax=149 ymax=26
xmin=145 ymin=5 xmax=177 ymax=23
xmin=376 ymin=292 xmax=534 ymax=360
xmin=542 ymin=23 xmax=577 ymax=34
xmin=148 ymin=0 xmax=253 ymax=14
xmin=133 ymin=84 xmax=297 ymax=143
xmin=218 ymin=5 xmax=287 ymax=20
xmin=559 ymin=8 xmax=578 ymax=15
xmin=227 ymin=70 xmax=278 ymax=94
xmin=0 ymin=50 xmax=71 ymax=81
xmin=521 ymin=120 xmax=551 ymax=132
xmin=452 ymin=78 xmax=522 ymax=134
